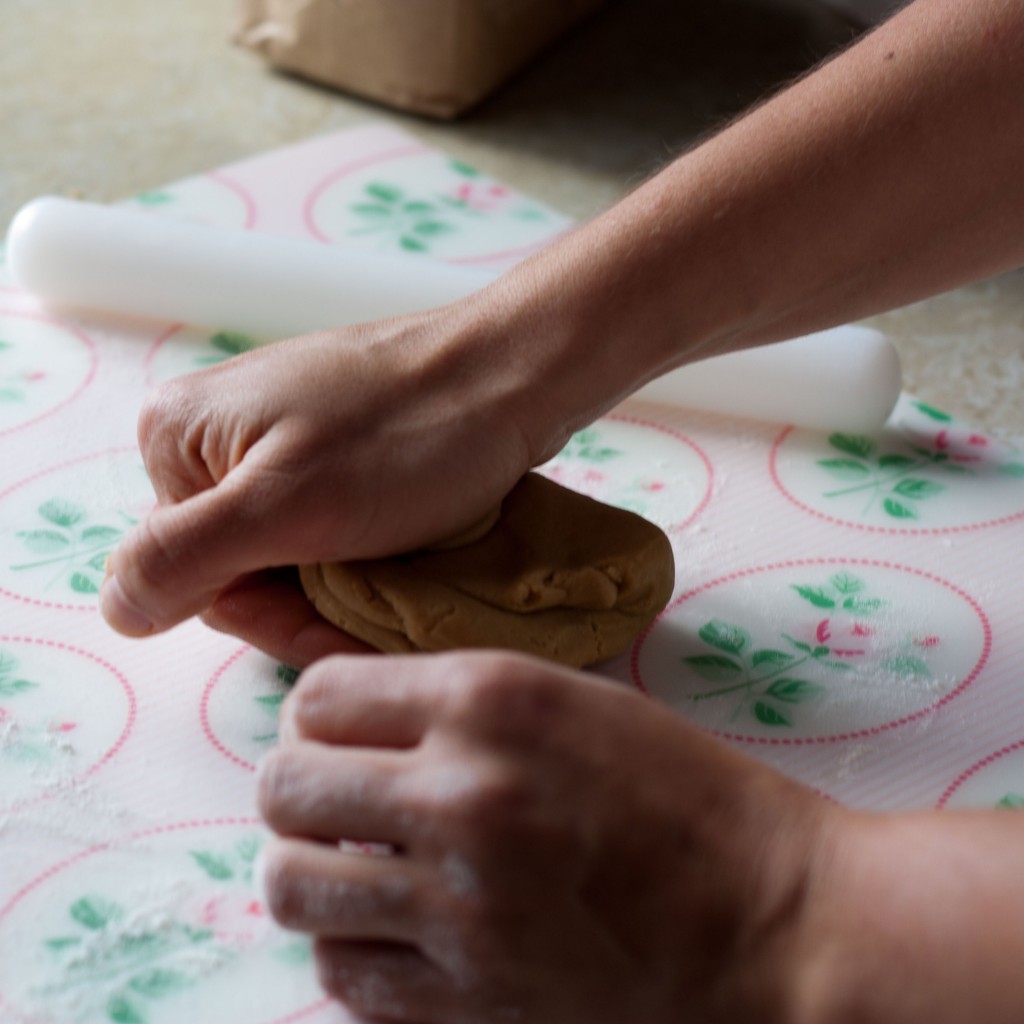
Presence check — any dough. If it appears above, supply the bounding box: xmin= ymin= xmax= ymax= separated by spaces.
xmin=300 ymin=473 xmax=675 ymax=668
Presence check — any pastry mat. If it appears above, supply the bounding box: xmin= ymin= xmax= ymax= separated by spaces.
xmin=1 ymin=123 xmax=1023 ymax=1024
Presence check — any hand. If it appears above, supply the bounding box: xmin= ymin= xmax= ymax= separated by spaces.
xmin=256 ymin=650 xmax=836 ymax=1023
xmin=100 ymin=305 xmax=542 ymax=664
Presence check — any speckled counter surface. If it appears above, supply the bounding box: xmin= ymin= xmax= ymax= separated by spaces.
xmin=3 ymin=0 xmax=1022 ymax=435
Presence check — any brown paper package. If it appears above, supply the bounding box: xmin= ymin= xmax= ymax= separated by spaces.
xmin=233 ymin=0 xmax=606 ymax=118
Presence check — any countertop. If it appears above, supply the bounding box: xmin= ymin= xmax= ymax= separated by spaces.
xmin=3 ymin=0 xmax=1022 ymax=437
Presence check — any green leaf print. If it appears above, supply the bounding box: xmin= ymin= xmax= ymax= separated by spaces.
xmin=754 ymin=702 xmax=791 ymax=727
xmin=71 ymin=896 xmax=122 ymax=930
xmin=70 ymin=572 xmax=100 ymax=594
xmin=366 ymin=182 xmax=404 ymax=203
xmin=882 ymin=655 xmax=930 ymax=677
xmin=830 ymin=572 xmax=864 ymax=595
xmin=273 ymin=939 xmax=314 ymax=965
xmin=750 ymin=649 xmax=795 ymax=668
xmin=996 ymin=793 xmax=1024 ymax=810
xmin=235 ymin=835 xmax=262 ymax=864
xmin=128 ymin=968 xmax=190 ymax=998
xmin=842 ymin=596 xmax=886 ymax=615
xmin=351 ymin=203 xmax=392 ymax=217
xmin=190 ymin=850 xmax=234 ymax=881
xmin=683 ymin=654 xmax=742 ymax=682
xmin=892 ymin=478 xmax=944 ymax=500
xmin=816 ymin=416 xmax=993 ymax=521
xmin=194 ymin=330 xmax=261 ymax=366
xmin=82 ymin=524 xmax=125 ymax=544
xmin=913 ymin=401 xmax=953 ymax=422
xmin=766 ymin=679 xmax=824 ymax=703
xmin=107 ymin=994 xmax=145 ymax=1024
xmin=255 ymin=693 xmax=286 ymax=714
xmin=560 ymin=427 xmax=623 ymax=463
xmin=882 ymin=498 xmax=917 ymax=519
xmin=12 ymin=502 xmax=134 ymax=594
xmin=792 ymin=586 xmax=836 ymax=609
xmin=276 ymin=664 xmax=299 ymax=685
xmin=134 ymin=190 xmax=174 ymax=206
xmin=698 ymin=620 xmax=750 ymax=656
xmin=828 ymin=434 xmax=876 ymax=459
xmin=190 ymin=836 xmax=264 ymax=882
xmin=450 ymin=160 xmax=481 ymax=178
xmin=682 ymin=572 xmax=909 ymax=729
xmin=17 ymin=529 xmax=71 ymax=554
xmin=38 ymin=499 xmax=86 ymax=528
xmin=43 ymin=891 xmax=229 ymax=1023
xmin=817 ymin=458 xmax=870 ymax=481
xmin=877 ymin=453 xmax=916 ymax=470
xmin=0 ymin=676 xmax=37 ymax=697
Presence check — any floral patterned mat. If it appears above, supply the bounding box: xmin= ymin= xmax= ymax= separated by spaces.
xmin=1 ymin=123 xmax=1022 ymax=1023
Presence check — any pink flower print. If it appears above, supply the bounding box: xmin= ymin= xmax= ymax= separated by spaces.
xmin=192 ymin=893 xmax=270 ymax=949
xmin=913 ymin=635 xmax=941 ymax=648
xmin=936 ymin=427 xmax=988 ymax=463
xmin=48 ymin=720 xmax=78 ymax=734
xmin=450 ymin=181 xmax=514 ymax=213
xmin=23 ymin=370 xmax=46 ymax=382
xmin=583 ymin=469 xmax=607 ymax=484
xmin=813 ymin=618 xmax=866 ymax=658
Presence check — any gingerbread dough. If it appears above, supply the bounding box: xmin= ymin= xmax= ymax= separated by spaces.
xmin=299 ymin=472 xmax=675 ymax=667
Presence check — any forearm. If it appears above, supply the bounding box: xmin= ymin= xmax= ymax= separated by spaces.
xmin=796 ymin=809 xmax=1024 ymax=1023
xmin=475 ymin=0 xmax=1024 ymax=461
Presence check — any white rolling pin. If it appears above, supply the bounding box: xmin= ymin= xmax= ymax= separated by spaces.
xmin=7 ymin=196 xmax=901 ymax=432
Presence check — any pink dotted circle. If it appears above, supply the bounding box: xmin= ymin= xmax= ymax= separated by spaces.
xmin=630 ymin=557 xmax=992 ymax=746
xmin=0 ymin=635 xmax=136 ymax=814
xmin=0 ymin=309 xmax=98 ymax=440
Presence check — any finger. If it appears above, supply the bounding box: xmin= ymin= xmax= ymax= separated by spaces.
xmin=259 ymin=838 xmax=425 ymax=943
xmin=201 ymin=569 xmax=374 ymax=668
xmin=101 ymin=456 xmax=308 ymax=636
xmin=314 ymin=938 xmax=454 ymax=1024
xmin=282 ymin=654 xmax=453 ymax=748
xmin=259 ymin=741 xmax=411 ymax=846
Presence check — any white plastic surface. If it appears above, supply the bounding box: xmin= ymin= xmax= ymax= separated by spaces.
xmin=8 ymin=196 xmax=496 ymax=339
xmin=7 ymin=196 xmax=902 ymax=431
xmin=634 ymin=327 xmax=903 ymax=433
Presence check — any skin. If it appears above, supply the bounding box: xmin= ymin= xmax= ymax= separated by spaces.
xmin=101 ymin=0 xmax=1024 ymax=1019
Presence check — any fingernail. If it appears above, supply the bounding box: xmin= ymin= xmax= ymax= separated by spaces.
xmin=99 ymin=574 xmax=154 ymax=636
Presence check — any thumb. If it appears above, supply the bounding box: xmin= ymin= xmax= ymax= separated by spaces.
xmin=100 ymin=469 xmax=301 ymax=636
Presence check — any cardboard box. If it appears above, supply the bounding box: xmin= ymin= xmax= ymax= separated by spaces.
xmin=233 ymin=0 xmax=605 ymax=119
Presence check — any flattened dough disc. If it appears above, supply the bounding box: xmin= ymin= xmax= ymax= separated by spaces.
xmin=300 ymin=473 xmax=675 ymax=668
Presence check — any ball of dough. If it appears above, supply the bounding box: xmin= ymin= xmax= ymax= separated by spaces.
xmin=299 ymin=472 xmax=675 ymax=668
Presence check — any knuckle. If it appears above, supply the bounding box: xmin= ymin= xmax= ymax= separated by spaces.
xmin=443 ymin=652 xmax=569 ymax=738
xmin=313 ymin=942 xmax=397 ymax=1015
xmin=284 ymin=661 xmax=341 ymax=733
xmin=256 ymin=748 xmax=302 ymax=824
xmin=421 ymin=758 xmax=531 ymax=848
xmin=137 ymin=379 xmax=190 ymax=457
